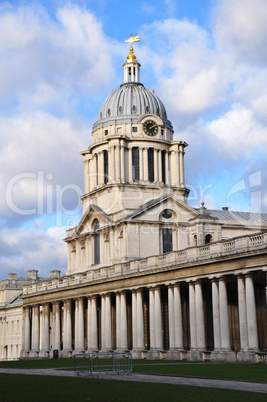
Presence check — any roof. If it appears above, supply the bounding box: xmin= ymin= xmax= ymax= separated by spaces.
xmin=93 ymin=83 xmax=171 ymax=130
xmin=207 ymin=209 xmax=267 ymax=222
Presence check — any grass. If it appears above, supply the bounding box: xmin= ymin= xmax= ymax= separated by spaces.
xmin=133 ymin=362 xmax=267 ymax=383
xmin=0 ymin=358 xmax=266 ymax=383
xmin=0 ymin=373 xmax=267 ymax=402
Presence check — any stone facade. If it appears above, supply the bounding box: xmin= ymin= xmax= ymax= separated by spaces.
xmin=4 ymin=43 xmax=267 ymax=362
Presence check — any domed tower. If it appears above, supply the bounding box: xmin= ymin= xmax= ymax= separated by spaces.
xmin=66 ymin=36 xmax=191 ymax=274
xmin=81 ymin=36 xmax=189 ymax=218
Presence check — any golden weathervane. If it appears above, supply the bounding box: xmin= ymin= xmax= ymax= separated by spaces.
xmin=125 ymin=33 xmax=140 ymax=61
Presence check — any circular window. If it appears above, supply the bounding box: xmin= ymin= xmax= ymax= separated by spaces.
xmin=132 ymin=105 xmax=137 ymax=113
xmin=157 ymin=107 xmax=160 ymax=116
xmin=107 ymin=108 xmax=111 ymax=116
xmin=161 ymin=209 xmax=172 ymax=219
xmin=118 ymin=106 xmax=123 ymax=114
xmin=145 ymin=106 xmax=149 ymax=113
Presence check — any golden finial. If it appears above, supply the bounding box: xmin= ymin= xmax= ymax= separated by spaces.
xmin=125 ymin=33 xmax=140 ymax=61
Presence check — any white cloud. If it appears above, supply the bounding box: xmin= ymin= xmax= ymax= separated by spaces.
xmin=214 ymin=0 xmax=267 ymax=64
xmin=0 ymin=4 xmax=114 ymax=109
xmin=207 ymin=103 xmax=267 ymax=159
xmin=0 ymin=225 xmax=67 ymax=280
xmin=0 ymin=111 xmax=87 ymax=219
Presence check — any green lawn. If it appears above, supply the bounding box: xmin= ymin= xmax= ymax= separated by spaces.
xmin=0 ymin=373 xmax=266 ymax=402
xmin=133 ymin=362 xmax=267 ymax=383
xmin=0 ymin=359 xmax=266 ymax=383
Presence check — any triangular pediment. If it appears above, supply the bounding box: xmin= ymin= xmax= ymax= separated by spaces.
xmin=123 ymin=195 xmax=198 ymax=223
xmin=70 ymin=204 xmax=113 ymax=239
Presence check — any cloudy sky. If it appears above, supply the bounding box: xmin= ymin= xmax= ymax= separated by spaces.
xmin=1 ymin=0 xmax=267 ymax=280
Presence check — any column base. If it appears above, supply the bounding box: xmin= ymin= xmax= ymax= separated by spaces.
xmin=29 ymin=350 xmax=40 ymax=358
xmin=60 ymin=349 xmax=73 ymax=358
xmin=166 ymin=348 xmax=184 ymax=360
xmin=236 ymin=350 xmax=262 ymax=363
xmin=147 ymin=349 xmax=167 ymax=360
xmin=73 ymin=349 xmax=85 ymax=355
xmin=39 ymin=349 xmax=50 ymax=358
xmin=210 ymin=350 xmax=237 ymax=362
xmin=19 ymin=350 xmax=30 ymax=359
xmin=131 ymin=349 xmax=148 ymax=359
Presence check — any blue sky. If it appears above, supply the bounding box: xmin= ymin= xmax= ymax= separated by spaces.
xmin=1 ymin=0 xmax=267 ymax=280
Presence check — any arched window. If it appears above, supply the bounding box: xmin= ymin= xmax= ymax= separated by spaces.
xmin=148 ymin=148 xmax=154 ymax=182
xmin=104 ymin=150 xmax=108 ymax=184
xmin=132 ymin=147 xmax=139 ymax=182
xmin=162 ymin=228 xmax=173 ymax=254
xmin=205 ymin=234 xmax=212 ymax=244
xmin=93 ymin=219 xmax=100 ymax=264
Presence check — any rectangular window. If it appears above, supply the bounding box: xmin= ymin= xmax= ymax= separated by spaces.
xmin=104 ymin=129 xmax=108 ymax=135
xmin=132 ymin=147 xmax=140 ymax=182
xmin=104 ymin=151 xmax=108 ymax=184
xmin=161 ymin=150 xmax=166 ymax=183
xmin=148 ymin=148 xmax=154 ymax=183
xmin=163 ymin=228 xmax=173 ymax=254
xmin=161 ymin=129 xmax=164 ymax=135
xmin=132 ymin=126 xmax=138 ymax=132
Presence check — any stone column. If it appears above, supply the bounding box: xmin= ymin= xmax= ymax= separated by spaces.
xmin=179 ymin=145 xmax=185 ymax=187
xmin=154 ymin=287 xmax=163 ymax=349
xmin=24 ymin=306 xmax=31 ymax=353
xmin=63 ymin=300 xmax=72 ymax=353
xmin=165 ymin=151 xmax=170 ymax=185
xmin=237 ymin=275 xmax=249 ymax=351
xmin=211 ymin=279 xmax=221 ymax=350
xmin=88 ymin=296 xmax=98 ymax=351
xmin=189 ymin=282 xmax=197 ymax=349
xmin=98 ymin=151 xmax=104 ymax=186
xmin=154 ymin=149 xmax=159 ymax=182
xmin=158 ymin=150 xmax=162 ymax=183
xmin=75 ymin=298 xmax=84 ymax=352
xmin=168 ymin=285 xmax=175 ymax=349
xmin=30 ymin=305 xmax=40 ymax=356
xmin=40 ymin=303 xmax=50 ymax=357
xmin=132 ymin=290 xmax=137 ymax=349
xmin=136 ymin=289 xmax=144 ymax=349
xmin=121 ymin=292 xmax=128 ymax=350
xmin=54 ymin=301 xmax=61 ymax=352
xmin=101 ymin=295 xmax=106 ymax=349
xmin=173 ymin=284 xmax=183 ymax=349
xmin=120 ymin=142 xmax=125 ymax=183
xmin=219 ymin=277 xmax=231 ymax=350
xmin=115 ymin=145 xmax=121 ymax=182
xmin=105 ymin=294 xmax=112 ymax=350
xmin=195 ymin=281 xmax=205 ymax=350
xmin=110 ymin=146 xmax=115 ymax=183
xmin=116 ymin=293 xmax=121 ymax=349
xmin=245 ymin=274 xmax=259 ymax=350
xmin=149 ymin=288 xmax=155 ymax=348
xmin=140 ymin=148 xmax=144 ymax=182
xmin=128 ymin=147 xmax=132 ymax=182
xmin=143 ymin=148 xmax=149 ymax=182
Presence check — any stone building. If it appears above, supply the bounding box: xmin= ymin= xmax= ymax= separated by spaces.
xmin=0 ymin=271 xmax=39 ymax=360
xmin=14 ymin=39 xmax=267 ymax=362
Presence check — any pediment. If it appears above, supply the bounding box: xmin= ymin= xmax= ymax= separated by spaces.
xmin=123 ymin=195 xmax=197 ymax=223
xmin=71 ymin=204 xmax=113 ymax=238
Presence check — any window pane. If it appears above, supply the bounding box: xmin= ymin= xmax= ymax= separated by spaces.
xmin=163 ymin=228 xmax=172 ymax=253
xmin=148 ymin=148 xmax=154 ymax=182
xmin=132 ymin=147 xmax=139 ymax=182
xmin=161 ymin=150 xmax=166 ymax=183
xmin=104 ymin=151 xmax=108 ymax=184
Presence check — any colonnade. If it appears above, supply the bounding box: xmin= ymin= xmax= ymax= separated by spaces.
xmin=20 ymin=271 xmax=266 ymax=361
xmin=84 ymin=142 xmax=186 ymax=193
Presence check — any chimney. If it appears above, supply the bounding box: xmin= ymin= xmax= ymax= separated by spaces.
xmin=50 ymin=270 xmax=61 ymax=279
xmin=27 ymin=270 xmax=38 ymax=280
xmin=8 ymin=273 xmax=17 ymax=281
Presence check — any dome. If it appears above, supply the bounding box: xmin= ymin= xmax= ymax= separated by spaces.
xmin=93 ymin=83 xmax=170 ymax=131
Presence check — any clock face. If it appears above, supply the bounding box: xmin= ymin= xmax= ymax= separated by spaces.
xmin=143 ymin=120 xmax=158 ymax=136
